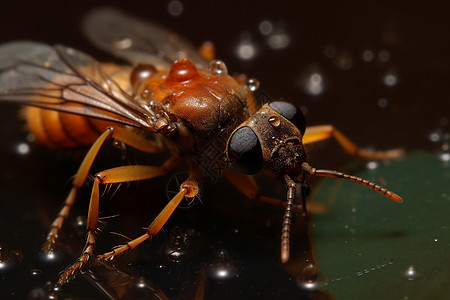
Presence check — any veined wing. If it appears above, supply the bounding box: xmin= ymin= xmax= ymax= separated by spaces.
xmin=82 ymin=7 xmax=209 ymax=70
xmin=0 ymin=41 xmax=156 ymax=130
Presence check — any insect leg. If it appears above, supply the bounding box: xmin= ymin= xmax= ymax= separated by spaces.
xmin=58 ymin=156 xmax=181 ymax=284
xmin=222 ymin=170 xmax=304 ymax=213
xmin=96 ymin=174 xmax=199 ymax=261
xmin=303 ymin=125 xmax=404 ymax=160
xmin=44 ymin=127 xmax=165 ymax=252
xmin=44 ymin=129 xmax=113 ymax=252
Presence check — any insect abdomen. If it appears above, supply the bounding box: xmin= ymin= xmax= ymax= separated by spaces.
xmin=24 ymin=106 xmax=112 ymax=149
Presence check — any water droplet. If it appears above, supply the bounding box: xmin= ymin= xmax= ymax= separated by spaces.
xmin=209 ymin=60 xmax=228 ymax=76
xmin=429 ymin=131 xmax=441 ymax=142
xmin=26 ymin=133 xmax=36 ymax=143
xmin=16 ymin=142 xmax=30 ymax=155
xmin=267 ymin=32 xmax=291 ymax=50
xmin=246 ymin=78 xmax=260 ymax=92
xmin=74 ymin=215 xmax=85 ymax=228
xmin=367 ymin=161 xmax=378 ymax=170
xmin=168 ymin=59 xmax=199 ymax=83
xmin=235 ymin=33 xmax=257 ymax=60
xmin=404 ymin=265 xmax=418 ymax=280
xmin=383 ymin=73 xmax=398 ymax=86
xmin=378 ymin=98 xmax=388 ymax=108
xmin=259 ymin=20 xmax=273 ymax=35
xmin=297 ymin=67 xmax=326 ymax=96
xmin=168 ymin=0 xmax=183 ymax=17
xmin=324 ymin=45 xmax=336 ymax=58
xmin=268 ymin=116 xmax=281 ymax=128
xmin=206 ymin=249 xmax=239 ymax=280
xmin=439 ymin=152 xmax=450 ymax=162
xmin=362 ymin=50 xmax=374 ymax=62
xmin=39 ymin=249 xmax=63 ymax=263
xmin=378 ymin=50 xmax=391 ymax=62
xmin=334 ymin=52 xmax=353 ymax=70
xmin=135 ymin=277 xmax=148 ymax=289
xmin=295 ymin=263 xmax=322 ymax=291
xmin=30 ymin=268 xmax=42 ymax=277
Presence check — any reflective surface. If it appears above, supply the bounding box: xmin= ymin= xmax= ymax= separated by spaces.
xmin=1 ymin=1 xmax=449 ymax=299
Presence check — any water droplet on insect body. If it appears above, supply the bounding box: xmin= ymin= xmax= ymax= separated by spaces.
xmin=268 ymin=116 xmax=281 ymax=128
xmin=209 ymin=60 xmax=228 ymax=76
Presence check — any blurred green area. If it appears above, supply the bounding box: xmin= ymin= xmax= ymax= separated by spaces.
xmin=311 ymin=151 xmax=450 ymax=299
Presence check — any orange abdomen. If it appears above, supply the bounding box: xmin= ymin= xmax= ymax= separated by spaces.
xmin=24 ymin=106 xmax=113 ymax=149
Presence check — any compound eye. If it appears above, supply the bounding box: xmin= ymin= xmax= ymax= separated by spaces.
xmin=269 ymin=101 xmax=306 ymax=134
xmin=227 ymin=126 xmax=263 ymax=175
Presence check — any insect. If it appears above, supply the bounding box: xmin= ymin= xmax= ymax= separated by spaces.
xmin=0 ymin=7 xmax=403 ymax=286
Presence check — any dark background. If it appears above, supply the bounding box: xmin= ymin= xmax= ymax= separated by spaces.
xmin=1 ymin=1 xmax=449 ymax=299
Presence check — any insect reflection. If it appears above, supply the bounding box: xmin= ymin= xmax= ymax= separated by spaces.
xmin=0 ymin=7 xmax=402 ymax=290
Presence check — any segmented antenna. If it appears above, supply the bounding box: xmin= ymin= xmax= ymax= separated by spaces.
xmin=301 ymin=162 xmax=403 ymax=203
xmin=280 ymin=162 xmax=403 ymax=264
xmin=281 ymin=175 xmax=296 ymax=263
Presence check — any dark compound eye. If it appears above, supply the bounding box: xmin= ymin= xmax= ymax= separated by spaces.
xmin=227 ymin=126 xmax=263 ymax=175
xmin=269 ymin=101 xmax=306 ymax=134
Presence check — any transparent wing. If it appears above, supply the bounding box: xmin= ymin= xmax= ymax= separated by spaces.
xmin=82 ymin=7 xmax=209 ymax=70
xmin=0 ymin=41 xmax=156 ymax=130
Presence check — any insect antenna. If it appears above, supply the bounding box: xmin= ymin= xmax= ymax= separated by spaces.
xmin=281 ymin=175 xmax=296 ymax=263
xmin=301 ymin=162 xmax=403 ymax=203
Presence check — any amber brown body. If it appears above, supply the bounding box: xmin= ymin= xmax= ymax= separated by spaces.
xmin=0 ymin=8 xmax=403 ymax=288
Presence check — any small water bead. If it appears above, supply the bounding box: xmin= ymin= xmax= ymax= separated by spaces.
xmin=362 ymin=50 xmax=374 ymax=62
xmin=378 ymin=98 xmax=388 ymax=108
xmin=246 ymin=78 xmax=260 ymax=92
xmin=296 ymin=263 xmax=321 ymax=291
xmin=334 ymin=52 xmax=353 ymax=70
xmin=168 ymin=59 xmax=199 ymax=83
xmin=378 ymin=50 xmax=391 ymax=62
xmin=324 ymin=45 xmax=336 ymax=58
xmin=30 ymin=268 xmax=42 ymax=277
xmin=15 ymin=142 xmax=30 ymax=155
xmin=235 ymin=33 xmax=257 ymax=60
xmin=268 ymin=116 xmax=281 ymax=128
xmin=130 ymin=63 xmax=157 ymax=89
xmin=39 ymin=249 xmax=63 ymax=263
xmin=297 ymin=67 xmax=326 ymax=96
xmin=259 ymin=20 xmax=273 ymax=35
xmin=206 ymin=249 xmax=239 ymax=280
xmin=209 ymin=60 xmax=228 ymax=76
xmin=167 ymin=0 xmax=183 ymax=17
xmin=404 ymin=265 xmax=418 ymax=280
xmin=383 ymin=73 xmax=398 ymax=86
xmin=267 ymin=30 xmax=290 ymax=50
